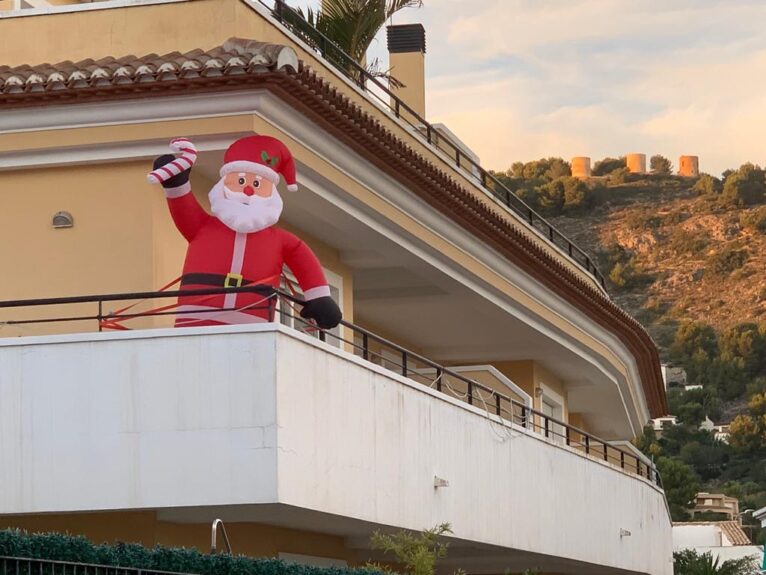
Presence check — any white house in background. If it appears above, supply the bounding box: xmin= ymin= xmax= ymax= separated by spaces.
xmin=700 ymin=416 xmax=716 ymax=431
xmin=714 ymin=424 xmax=731 ymax=444
xmin=652 ymin=415 xmax=678 ymax=434
xmin=673 ymin=522 xmax=763 ymax=566
xmin=755 ymin=507 xmax=766 ymax=528
xmin=661 ymin=364 xmax=687 ymax=389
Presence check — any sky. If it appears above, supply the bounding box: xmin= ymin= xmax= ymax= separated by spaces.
xmin=286 ymin=0 xmax=766 ymax=176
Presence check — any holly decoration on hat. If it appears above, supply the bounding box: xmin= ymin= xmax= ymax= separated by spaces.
xmin=261 ymin=150 xmax=280 ymax=167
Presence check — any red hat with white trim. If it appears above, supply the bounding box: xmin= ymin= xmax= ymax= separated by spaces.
xmin=220 ymin=135 xmax=298 ymax=192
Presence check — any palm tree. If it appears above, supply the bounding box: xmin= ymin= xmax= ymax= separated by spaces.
xmin=674 ymin=550 xmax=759 ymax=575
xmin=287 ymin=0 xmax=422 ymax=82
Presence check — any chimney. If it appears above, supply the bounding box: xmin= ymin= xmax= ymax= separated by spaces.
xmin=387 ymin=23 xmax=426 ymax=120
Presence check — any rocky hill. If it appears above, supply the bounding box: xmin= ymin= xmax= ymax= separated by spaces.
xmin=494 ymin=159 xmax=766 ymax=528
xmin=548 ymin=175 xmax=766 ymax=355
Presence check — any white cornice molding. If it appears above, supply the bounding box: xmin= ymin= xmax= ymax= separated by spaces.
xmin=0 ymin=92 xmax=268 ymax=133
xmin=0 ymin=0 xmax=189 ymax=19
xmin=0 ymin=91 xmax=650 ymax=432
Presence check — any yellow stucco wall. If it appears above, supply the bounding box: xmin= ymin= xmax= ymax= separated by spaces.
xmin=0 ymin=512 xmax=356 ymax=563
xmin=0 ymin=156 xmax=353 ymax=336
xmin=533 ymin=362 xmax=568 ymax=419
xmin=389 ymin=51 xmax=426 ymax=121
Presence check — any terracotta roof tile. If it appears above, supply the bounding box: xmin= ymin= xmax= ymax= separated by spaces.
xmin=720 ymin=521 xmax=751 ymax=545
xmin=673 ymin=521 xmax=752 ymax=546
xmin=0 ymin=38 xmax=298 ymax=95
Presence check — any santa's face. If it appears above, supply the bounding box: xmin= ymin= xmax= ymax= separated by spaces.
xmin=209 ymin=172 xmax=283 ymax=234
xmin=223 ymin=172 xmax=275 ymax=203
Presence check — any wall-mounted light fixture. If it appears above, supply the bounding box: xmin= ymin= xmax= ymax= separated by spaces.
xmin=535 ymin=387 xmax=544 ymax=398
xmin=52 ymin=211 xmax=74 ymax=229
xmin=433 ymin=476 xmax=449 ymax=488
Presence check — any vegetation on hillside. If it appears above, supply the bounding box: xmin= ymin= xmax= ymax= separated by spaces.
xmin=674 ymin=549 xmax=760 ymax=575
xmin=492 ymin=157 xmax=766 ymax=536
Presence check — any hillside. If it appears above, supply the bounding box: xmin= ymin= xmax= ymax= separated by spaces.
xmin=549 ymin=175 xmax=766 ymax=354
xmin=494 ymin=158 xmax=766 ymax=529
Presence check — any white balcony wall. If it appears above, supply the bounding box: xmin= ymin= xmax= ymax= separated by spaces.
xmin=0 ymin=325 xmax=671 ymax=575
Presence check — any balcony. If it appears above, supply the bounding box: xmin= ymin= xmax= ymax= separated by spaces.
xmin=0 ymin=290 xmax=671 ymax=575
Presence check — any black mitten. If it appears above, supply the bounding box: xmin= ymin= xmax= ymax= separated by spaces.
xmin=153 ymin=154 xmax=191 ymax=189
xmin=300 ymin=296 xmax=342 ymax=329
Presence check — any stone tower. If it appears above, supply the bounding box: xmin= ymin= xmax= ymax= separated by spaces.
xmin=626 ymin=153 xmax=646 ymax=174
xmin=679 ymin=156 xmax=699 ymax=177
xmin=571 ymin=156 xmax=591 ymax=179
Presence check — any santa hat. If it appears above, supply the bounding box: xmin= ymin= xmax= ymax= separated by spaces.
xmin=220 ymin=135 xmax=298 ymax=192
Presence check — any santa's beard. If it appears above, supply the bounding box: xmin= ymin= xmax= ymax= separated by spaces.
xmin=209 ymin=179 xmax=283 ymax=234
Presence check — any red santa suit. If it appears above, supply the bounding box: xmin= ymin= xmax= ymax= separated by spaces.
xmin=157 ymin=135 xmax=331 ymax=327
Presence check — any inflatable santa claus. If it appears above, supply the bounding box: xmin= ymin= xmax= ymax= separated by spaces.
xmin=149 ymin=135 xmax=342 ymax=329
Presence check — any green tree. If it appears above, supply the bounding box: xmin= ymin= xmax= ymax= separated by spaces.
xmin=657 ymin=456 xmax=700 ymax=520
xmin=609 ymin=166 xmax=630 ymax=184
xmin=650 ymin=154 xmax=672 ymax=175
xmin=693 ymin=173 xmax=723 ymax=196
xmin=592 ymin=156 xmax=626 ymax=176
xmin=671 ymin=322 xmax=718 ymax=367
xmin=720 ymin=163 xmax=766 ymax=207
xmin=739 ymin=207 xmax=766 ymax=232
xmin=508 ymin=158 xmax=570 ymax=182
xmin=562 ymin=176 xmax=593 ymax=211
xmin=674 ymin=549 xmax=759 ymax=575
xmin=729 ymin=393 xmax=766 ymax=452
xmin=537 ymin=179 xmax=565 ymax=215
xmin=368 ymin=523 xmax=457 ymax=575
xmin=634 ymin=424 xmax=663 ymax=458
xmin=719 ymin=323 xmax=766 ymax=377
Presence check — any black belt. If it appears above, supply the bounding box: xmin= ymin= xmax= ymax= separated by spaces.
xmin=181 ymin=273 xmax=270 ymax=290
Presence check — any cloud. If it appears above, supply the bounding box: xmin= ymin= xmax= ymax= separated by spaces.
xmin=290 ymin=0 xmax=766 ymax=174
xmin=415 ymin=0 xmax=766 ymax=175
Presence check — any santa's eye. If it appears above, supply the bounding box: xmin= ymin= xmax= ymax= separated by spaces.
xmin=253 ymin=179 xmax=261 ymax=188
xmin=238 ymin=177 xmax=245 ymax=185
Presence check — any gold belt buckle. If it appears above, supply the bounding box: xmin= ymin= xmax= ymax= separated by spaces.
xmin=224 ymin=273 xmax=244 ymax=288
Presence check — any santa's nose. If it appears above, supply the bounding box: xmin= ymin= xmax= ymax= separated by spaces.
xmin=243 ymin=185 xmax=255 ymax=196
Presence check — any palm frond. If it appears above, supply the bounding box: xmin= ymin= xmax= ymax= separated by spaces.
xmin=314 ymin=0 xmax=423 ymax=65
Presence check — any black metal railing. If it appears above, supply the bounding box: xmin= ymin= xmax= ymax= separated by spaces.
xmin=0 ymin=556 xmax=190 ymax=575
xmin=258 ymin=0 xmax=606 ymax=290
xmin=0 ymin=286 xmax=659 ymax=487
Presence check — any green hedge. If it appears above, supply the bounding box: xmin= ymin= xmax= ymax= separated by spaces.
xmin=0 ymin=529 xmax=375 ymax=575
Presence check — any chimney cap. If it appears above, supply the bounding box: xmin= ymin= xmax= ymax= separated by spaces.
xmin=387 ymin=23 xmax=426 ymax=54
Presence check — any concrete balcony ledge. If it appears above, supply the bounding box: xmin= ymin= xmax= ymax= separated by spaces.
xmin=0 ymin=324 xmax=672 ymax=574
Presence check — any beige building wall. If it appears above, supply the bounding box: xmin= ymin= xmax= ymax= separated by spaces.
xmin=389 ymin=50 xmax=425 ymax=121
xmin=0 ymin=159 xmax=353 ymax=336
xmin=0 ymin=512 xmax=357 ymax=564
